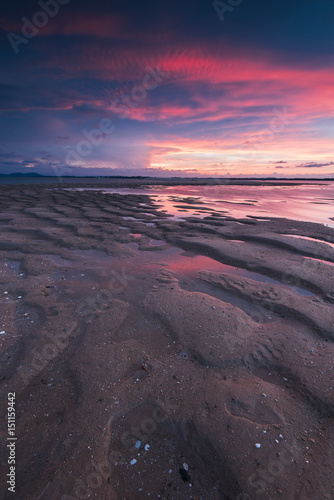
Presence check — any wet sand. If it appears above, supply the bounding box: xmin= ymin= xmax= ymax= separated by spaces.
xmin=0 ymin=181 xmax=334 ymax=500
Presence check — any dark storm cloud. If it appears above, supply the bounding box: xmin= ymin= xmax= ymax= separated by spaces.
xmin=295 ymin=161 xmax=334 ymax=168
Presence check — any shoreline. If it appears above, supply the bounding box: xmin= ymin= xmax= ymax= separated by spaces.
xmin=0 ymin=177 xmax=331 ymax=187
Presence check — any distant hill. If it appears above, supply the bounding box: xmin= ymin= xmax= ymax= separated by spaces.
xmin=0 ymin=172 xmax=45 ymax=177
xmin=0 ymin=173 xmax=152 ymax=178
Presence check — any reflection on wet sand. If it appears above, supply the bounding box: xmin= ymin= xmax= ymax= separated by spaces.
xmin=75 ymin=181 xmax=334 ymax=226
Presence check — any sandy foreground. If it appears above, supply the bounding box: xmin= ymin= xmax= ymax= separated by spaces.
xmin=0 ymin=182 xmax=334 ymax=500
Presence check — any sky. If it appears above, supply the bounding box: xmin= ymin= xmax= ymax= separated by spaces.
xmin=0 ymin=0 xmax=333 ymax=178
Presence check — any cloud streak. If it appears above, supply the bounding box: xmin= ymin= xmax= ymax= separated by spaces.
xmin=295 ymin=161 xmax=334 ymax=169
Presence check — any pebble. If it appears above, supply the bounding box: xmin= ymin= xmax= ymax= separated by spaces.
xmin=255 ymin=443 xmax=261 ymax=448
xmin=135 ymin=441 xmax=141 ymax=449
xmin=183 ymin=462 xmax=189 ymax=470
xmin=0 ymin=331 xmax=5 ymax=335
xmin=144 ymin=444 xmax=150 ymax=451
xmin=130 ymin=459 xmax=137 ymax=465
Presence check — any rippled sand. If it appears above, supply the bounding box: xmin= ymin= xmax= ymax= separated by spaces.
xmin=0 ymin=182 xmax=333 ymax=500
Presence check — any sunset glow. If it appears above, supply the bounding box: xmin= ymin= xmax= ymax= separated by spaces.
xmin=0 ymin=0 xmax=333 ymax=177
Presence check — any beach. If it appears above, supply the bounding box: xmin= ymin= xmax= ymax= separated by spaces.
xmin=0 ymin=179 xmax=334 ymax=500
